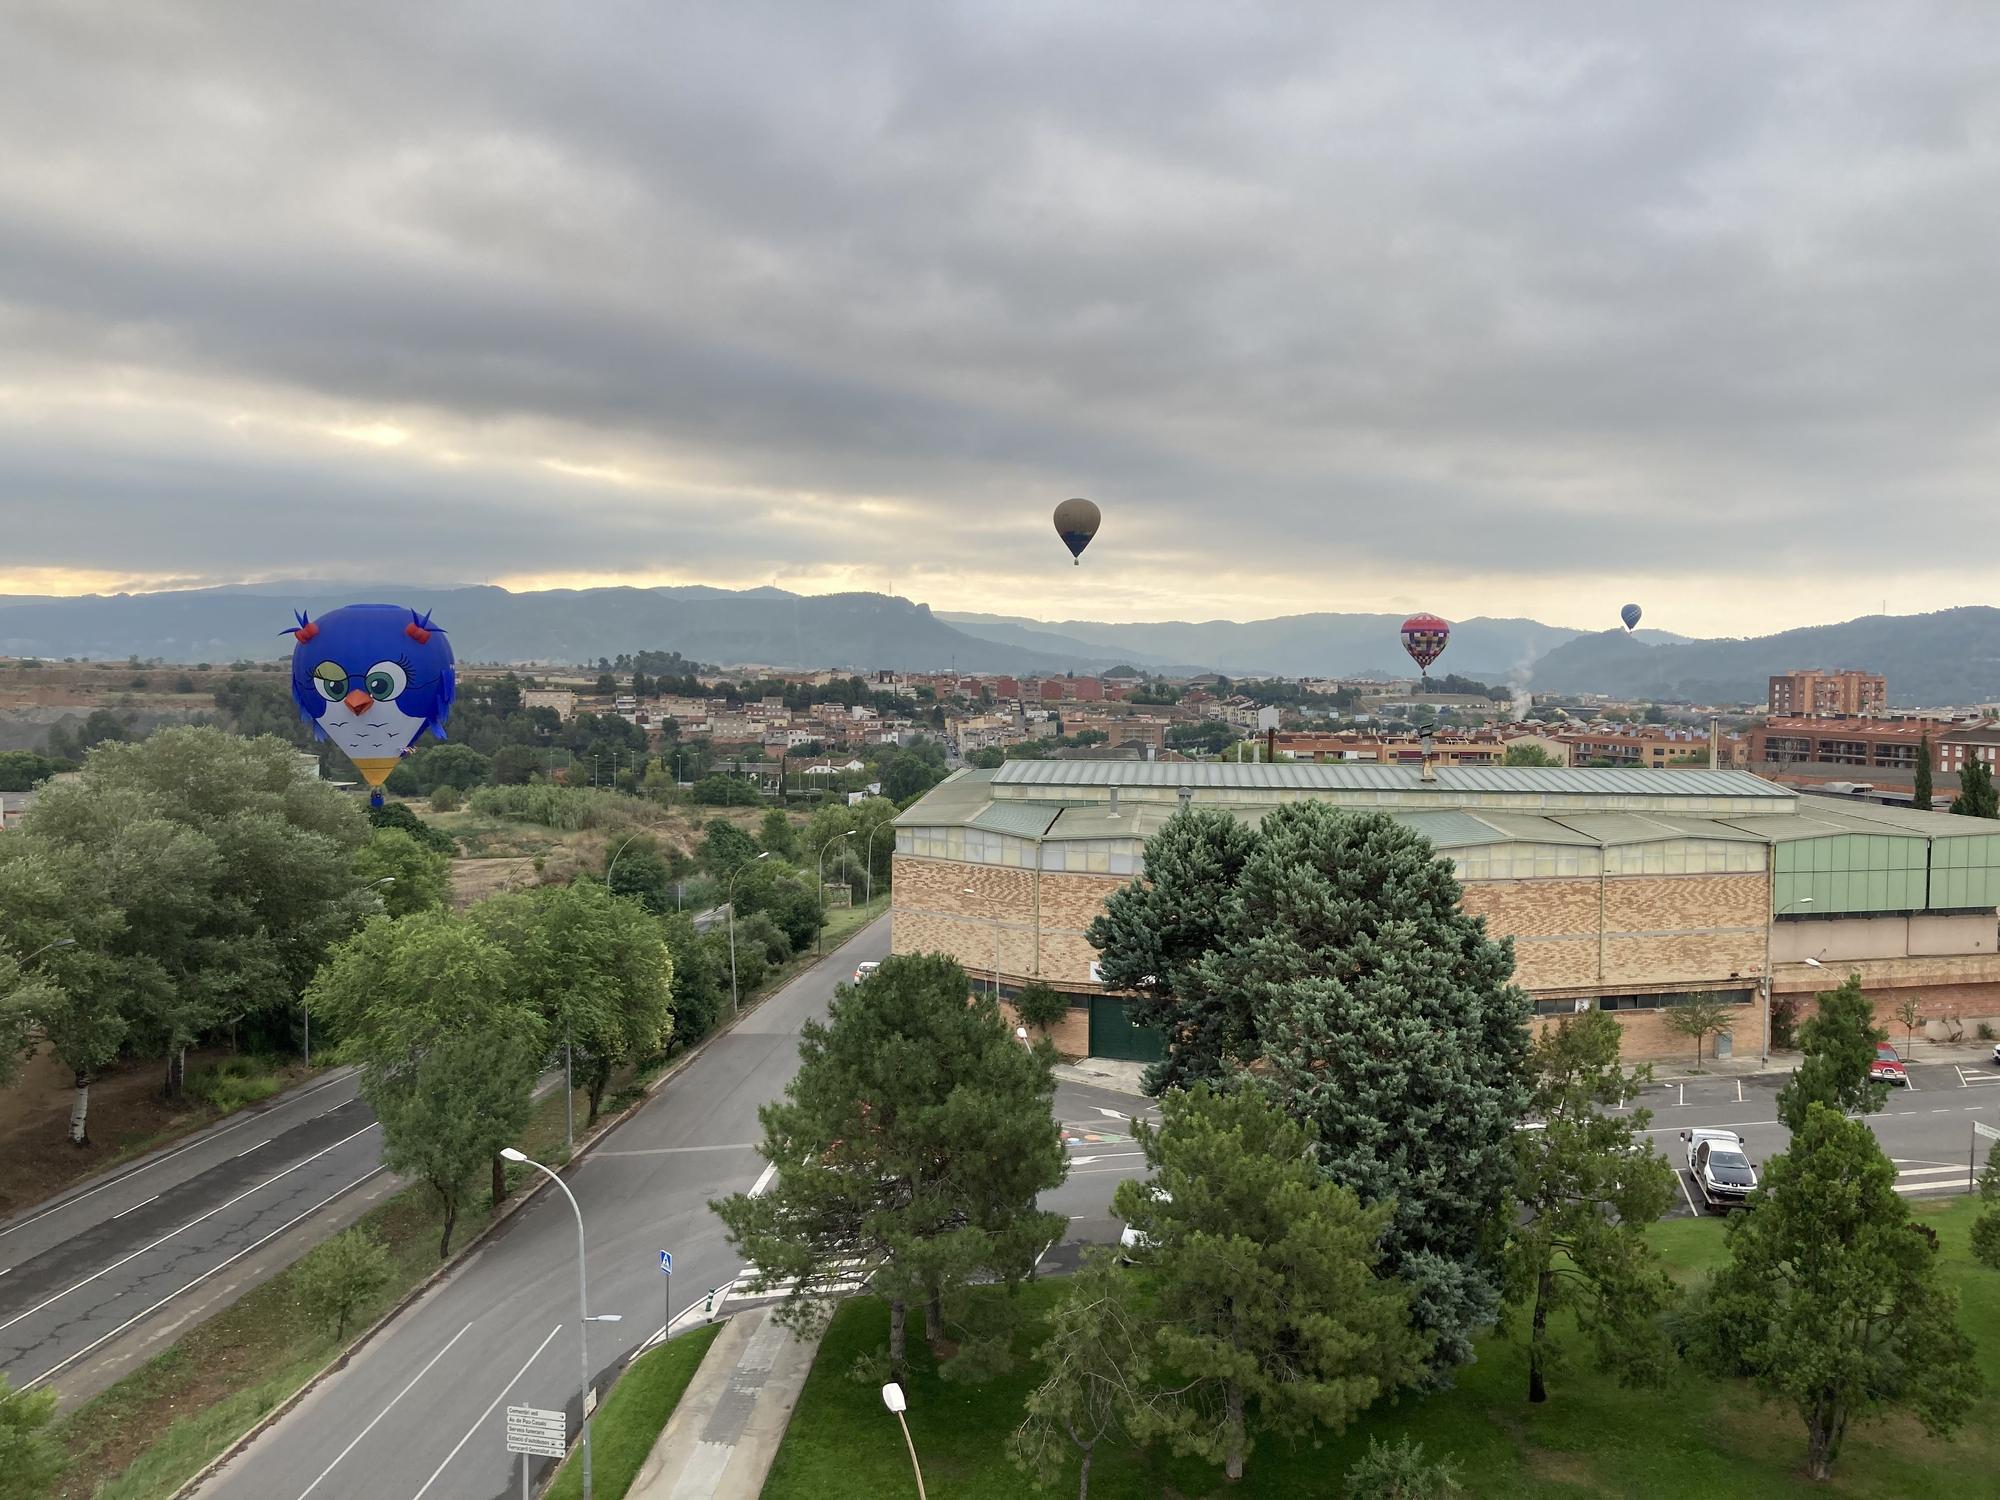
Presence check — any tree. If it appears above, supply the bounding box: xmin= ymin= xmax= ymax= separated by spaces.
xmin=595 ymin=672 xmax=617 ymax=695
xmin=701 ymin=818 xmax=760 ymax=874
xmin=367 ymin=801 xmax=458 ymax=857
xmin=1112 ymin=1083 xmax=1425 ymax=1481
xmin=0 ymin=1373 xmax=67 ymax=1499
xmin=1777 ymin=974 xmax=1889 ymax=1131
xmin=474 ymin=880 xmax=673 ymax=1125
xmin=1662 ymin=996 xmax=1733 ymax=1070
xmin=1008 ymin=1250 xmax=1159 ymax=1499
xmin=730 ymin=858 xmax=823 ymax=952
xmin=1951 ymin=756 xmax=1999 ymax=818
xmin=1502 ymin=743 xmax=1561 ymax=767
xmin=0 ymin=945 xmax=60 ymax=1090
xmin=968 ymin=746 xmax=1006 ymax=769
xmin=606 ymin=843 xmax=674 ymax=914
xmin=1506 ymin=1010 xmax=1678 ymax=1403
xmin=1971 ymin=1151 xmax=2000 ymax=1271
xmin=691 ymin=773 xmax=761 ymax=806
xmin=384 ymin=741 xmax=491 ymax=796
xmin=1208 ymin=803 xmax=1532 ymax=1376
xmin=880 ymin=742 xmax=948 ymax=803
xmin=0 ymin=750 xmax=73 ymax=792
xmin=759 ymin=806 xmax=799 ymax=859
xmin=1012 ymin=981 xmax=1069 ymax=1039
xmin=295 ymin=1226 xmax=391 ymax=1340
xmin=1343 ymin=1436 xmax=1463 ymax=1499
xmin=1914 ymin=733 xmax=1934 ymax=811
xmin=5 ymin=727 xmax=373 ymax=1108
xmin=491 ymin=744 xmax=539 ymax=785
xmin=1697 ymin=1104 xmax=1981 ymax=1480
xmin=712 ymin=954 xmax=1066 ymax=1379
xmin=427 ymin=782 xmax=463 ymax=812
xmin=308 ymin=912 xmax=545 ymax=1256
xmin=1084 ymin=808 xmax=1259 ymax=1092
xmin=1893 ymin=994 xmax=1925 ymax=1050
xmin=353 ymin=827 xmax=452 ymax=916
xmin=662 ymin=914 xmax=728 ymax=1050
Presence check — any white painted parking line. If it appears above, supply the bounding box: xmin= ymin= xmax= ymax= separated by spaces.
xmin=1906 ymin=1070 xmax=1919 ymax=1093
xmin=109 ymin=1195 xmax=158 ymax=1221
xmin=408 ymin=1322 xmax=564 ymax=1499
xmin=1896 ymin=1176 xmax=1974 ymax=1195
xmin=748 ymin=1160 xmax=778 ymax=1198
xmin=1736 ymin=1079 xmax=1744 ymax=1104
xmin=1675 ymin=1169 xmax=1699 ymax=1217
xmin=1895 ymin=1165 xmax=1970 ymax=1179
xmin=297 ymin=1321 xmax=475 ymax=1500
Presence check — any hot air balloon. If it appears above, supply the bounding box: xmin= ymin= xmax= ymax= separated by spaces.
xmin=1620 ymin=603 xmax=1642 ymax=633
xmin=1400 ymin=613 xmax=1450 ymax=680
xmin=1053 ymin=497 xmax=1100 ymax=565
xmin=288 ymin=604 xmax=456 ymax=807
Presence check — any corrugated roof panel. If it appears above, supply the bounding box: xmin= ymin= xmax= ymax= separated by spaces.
xmin=1469 ymin=811 xmax=1605 ymax=846
xmin=987 ymin=759 xmax=1791 ymax=799
xmin=1795 ymin=796 xmax=2000 ymax=838
xmin=1381 ymin=809 xmax=1511 ymax=848
xmin=968 ymin=802 xmax=1064 ymax=838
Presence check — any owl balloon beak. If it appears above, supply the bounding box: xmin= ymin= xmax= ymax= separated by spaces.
xmin=344 ymin=689 xmax=376 ymax=715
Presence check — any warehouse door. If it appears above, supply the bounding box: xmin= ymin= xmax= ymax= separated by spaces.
xmin=1087 ymin=995 xmax=1167 ymax=1063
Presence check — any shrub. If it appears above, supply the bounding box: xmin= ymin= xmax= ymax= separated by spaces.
xmin=1979 ymin=1021 xmax=1996 ymax=1042
xmin=735 ymin=910 xmax=791 ymax=965
xmin=188 ymin=1057 xmax=284 ymax=1114
xmin=367 ymin=801 xmax=458 ymax=856
xmin=1344 ymin=1435 xmax=1463 ymax=1498
xmin=1769 ymin=996 xmax=1803 ymax=1051
xmin=428 ymin=783 xmax=463 ymax=813
xmin=295 ymin=1228 xmax=392 ymax=1340
xmin=1012 ymin=982 xmax=1069 ymax=1035
xmin=467 ymin=783 xmax=653 ymax=832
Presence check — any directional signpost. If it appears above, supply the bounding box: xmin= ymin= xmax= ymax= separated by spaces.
xmin=506 ymin=1405 xmax=566 ymax=1497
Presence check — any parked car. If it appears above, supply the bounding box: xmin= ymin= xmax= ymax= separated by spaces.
xmin=1680 ymin=1128 xmax=1758 ymax=1212
xmin=1991 ymin=1040 xmax=2000 ymax=1067
xmin=1871 ymin=1042 xmax=1908 ymax=1087
xmin=1119 ymin=1187 xmax=1171 ymax=1263
xmin=852 ymin=961 xmax=880 ymax=985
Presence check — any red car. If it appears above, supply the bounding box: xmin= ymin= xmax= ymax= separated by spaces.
xmin=1871 ymin=1043 xmax=1908 ymax=1087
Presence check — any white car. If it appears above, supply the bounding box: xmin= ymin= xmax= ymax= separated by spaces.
xmin=1680 ymin=1128 xmax=1757 ymax=1212
xmin=852 ymin=961 xmax=880 ymax=985
xmin=1118 ymin=1187 xmax=1170 ymax=1262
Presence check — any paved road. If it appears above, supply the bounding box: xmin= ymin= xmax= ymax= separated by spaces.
xmin=196 ymin=919 xmax=894 ymax=1500
xmin=0 ymin=1070 xmax=389 ymax=1401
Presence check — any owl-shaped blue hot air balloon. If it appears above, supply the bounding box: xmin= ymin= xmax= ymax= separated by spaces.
xmin=287 ymin=604 xmax=455 ymax=806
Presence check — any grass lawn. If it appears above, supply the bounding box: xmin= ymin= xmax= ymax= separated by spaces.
xmin=543 ymin=1324 xmax=722 ymax=1500
xmin=762 ymin=1196 xmax=2000 ymax=1499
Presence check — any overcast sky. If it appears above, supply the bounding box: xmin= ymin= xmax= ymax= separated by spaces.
xmin=2 ymin=3 xmax=1995 ymax=636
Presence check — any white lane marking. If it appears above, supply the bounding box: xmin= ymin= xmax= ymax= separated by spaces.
xmin=0 ymin=1072 xmax=353 ymax=1243
xmin=1093 ymin=1108 xmax=1130 ymax=1122
xmin=748 ymin=1160 xmax=778 ymax=1199
xmin=409 ymin=1323 xmax=564 ymax=1499
xmin=1896 ymin=1177 xmax=1974 ymax=1194
xmin=1906 ymin=1070 xmax=1920 ymax=1093
xmin=1897 ymin=1165 xmax=1973 ymax=1178
xmin=296 ymin=1321 xmax=475 ymax=1500
xmin=592 ymin=1144 xmax=757 ymax=1158
xmin=1677 ymin=1084 xmax=1686 ymax=1108
xmin=1032 ymin=1236 xmax=1057 ymax=1272
xmin=1070 ymin=1165 xmax=1156 ymax=1176
xmin=109 ymin=1195 xmax=159 ymax=1221
xmin=1736 ymin=1079 xmax=1744 ymax=1104
xmin=1960 ymin=1066 xmax=1971 ymax=1088
xmin=0 ymin=1121 xmax=379 ymax=1336
xmin=1067 ymin=1153 xmax=1146 ymax=1167
xmin=236 ymin=1138 xmax=275 ymax=1157
xmin=1676 ymin=1168 xmax=1700 ymax=1217
xmin=22 ymin=1166 xmax=385 ymax=1389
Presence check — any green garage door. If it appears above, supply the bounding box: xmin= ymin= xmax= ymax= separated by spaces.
xmin=1088 ymin=995 xmax=1167 ymax=1063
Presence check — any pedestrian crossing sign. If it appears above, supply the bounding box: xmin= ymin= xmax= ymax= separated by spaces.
xmin=660 ymin=1250 xmax=673 ymax=1274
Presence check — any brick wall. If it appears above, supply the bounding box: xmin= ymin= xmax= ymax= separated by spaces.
xmin=1461 ymin=873 xmax=1765 ymax=993
xmin=1545 ymin=998 xmax=1768 ymax=1065
xmin=890 ymin=855 xmax=1121 ymax=985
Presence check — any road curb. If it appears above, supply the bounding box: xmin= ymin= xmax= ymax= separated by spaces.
xmin=166 ymin=919 xmax=883 ymax=1500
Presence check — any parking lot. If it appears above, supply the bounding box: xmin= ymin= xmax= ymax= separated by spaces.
xmin=1629 ymin=1060 xmax=2000 ymax=1217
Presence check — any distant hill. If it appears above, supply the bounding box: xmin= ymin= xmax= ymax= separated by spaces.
xmin=0 ymin=585 xmax=1098 ymax=674
xmin=943 ymin=611 xmax=1591 ymax=680
xmin=1527 ymin=608 xmax=2000 ymax=706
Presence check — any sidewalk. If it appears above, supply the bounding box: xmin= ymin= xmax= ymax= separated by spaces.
xmin=1053 ymin=1058 xmax=1149 ymax=1096
xmin=628 ymin=1307 xmax=822 ymax=1500
xmin=1649 ymin=1035 xmax=1996 ymax=1083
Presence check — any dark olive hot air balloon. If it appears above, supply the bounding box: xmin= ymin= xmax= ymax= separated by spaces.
xmin=1400 ymin=612 xmax=1450 ymax=680
xmin=1620 ymin=603 xmax=1642 ymax=633
xmin=1053 ymin=498 xmax=1100 ymax=565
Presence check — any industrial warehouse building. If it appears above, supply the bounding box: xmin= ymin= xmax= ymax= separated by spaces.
xmin=890 ymin=761 xmax=2000 ymax=1063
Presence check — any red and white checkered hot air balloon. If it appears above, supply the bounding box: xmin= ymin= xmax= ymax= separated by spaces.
xmin=1399 ymin=612 xmax=1450 ymax=680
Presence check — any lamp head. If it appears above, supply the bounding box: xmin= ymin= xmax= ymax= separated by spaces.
xmin=499 ymin=1146 xmax=528 ymax=1163
xmin=881 ymin=1382 xmax=907 ymax=1414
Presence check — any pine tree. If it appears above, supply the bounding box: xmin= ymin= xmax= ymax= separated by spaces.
xmin=1914 ymin=733 xmax=1933 ymax=810
xmin=1506 ymin=1010 xmax=1677 ymax=1403
xmin=1951 ymin=757 xmax=1999 ymax=818
xmin=1084 ymin=808 xmax=1258 ymax=1092
xmin=1698 ymin=1104 xmax=1981 ymax=1480
xmin=712 ymin=954 xmax=1066 ymax=1378
xmin=1777 ymin=973 xmax=1888 ymax=1131
xmin=1227 ymin=803 xmax=1532 ymax=1377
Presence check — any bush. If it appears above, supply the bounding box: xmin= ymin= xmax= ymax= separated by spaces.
xmin=428 ymin=783 xmax=463 ymax=813
xmin=736 ymin=910 xmax=792 ymax=965
xmin=691 ymin=774 xmax=762 ymax=806
xmin=1979 ymin=1022 xmax=1996 ymax=1042
xmin=1344 ymin=1435 xmax=1463 ymax=1498
xmin=188 ymin=1057 xmax=285 ymax=1114
xmin=467 ymin=783 xmax=653 ymax=832
xmin=1011 ymin=982 xmax=1069 ymax=1035
xmin=367 ymin=801 xmax=458 ymax=856
xmin=1769 ymin=996 xmax=1803 ymax=1051
xmin=295 ymin=1227 xmax=393 ymax=1340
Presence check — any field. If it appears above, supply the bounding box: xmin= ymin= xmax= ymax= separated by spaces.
xmin=763 ymin=1199 xmax=2000 ymax=1499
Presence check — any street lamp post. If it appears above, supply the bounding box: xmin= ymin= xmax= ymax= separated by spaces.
xmin=880 ymin=1383 xmax=928 ymax=1499
xmin=1762 ymin=894 xmax=1814 ymax=1062
xmin=817 ymin=831 xmax=856 ymax=954
xmin=863 ymin=822 xmax=890 ymax=915
xmin=22 ymin=937 xmax=75 ymax=964
xmin=604 ymin=832 xmax=643 ymax=892
xmin=727 ymin=853 xmax=771 ymax=1018
xmin=500 ymin=1148 xmax=604 ymax=1500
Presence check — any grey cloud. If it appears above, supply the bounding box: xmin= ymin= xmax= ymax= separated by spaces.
xmin=1 ymin=2 xmax=1997 ymax=617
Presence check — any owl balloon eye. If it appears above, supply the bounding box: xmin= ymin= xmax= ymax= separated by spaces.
xmin=364 ymin=661 xmax=409 ymax=701
xmin=312 ymin=663 xmax=348 ymax=701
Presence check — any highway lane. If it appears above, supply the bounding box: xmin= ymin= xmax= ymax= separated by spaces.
xmin=0 ymin=1070 xmax=386 ymax=1398
xmin=196 ymin=918 xmax=893 ymax=1500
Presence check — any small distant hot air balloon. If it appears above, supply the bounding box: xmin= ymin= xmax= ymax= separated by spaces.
xmin=1400 ymin=612 xmax=1450 ymax=680
xmin=1053 ymin=497 xmax=1100 ymax=565
xmin=1620 ymin=603 xmax=1642 ymax=633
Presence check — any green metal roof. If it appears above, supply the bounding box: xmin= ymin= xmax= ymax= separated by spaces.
xmin=968 ymin=802 xmax=1063 ymax=839
xmin=1383 ymin=810 xmax=1514 ymax=849
xmin=987 ymin=760 xmax=1790 ymax=800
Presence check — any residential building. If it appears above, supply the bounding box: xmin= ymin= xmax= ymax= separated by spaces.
xmin=1749 ymin=717 xmax=1954 ymax=773
xmin=1560 ymin=727 xmax=1742 ymax=769
xmin=892 ymin=761 xmax=2000 ymax=1063
xmin=522 ymin=688 xmax=577 ymax=719
xmin=1768 ymin=669 xmax=1887 ymax=717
